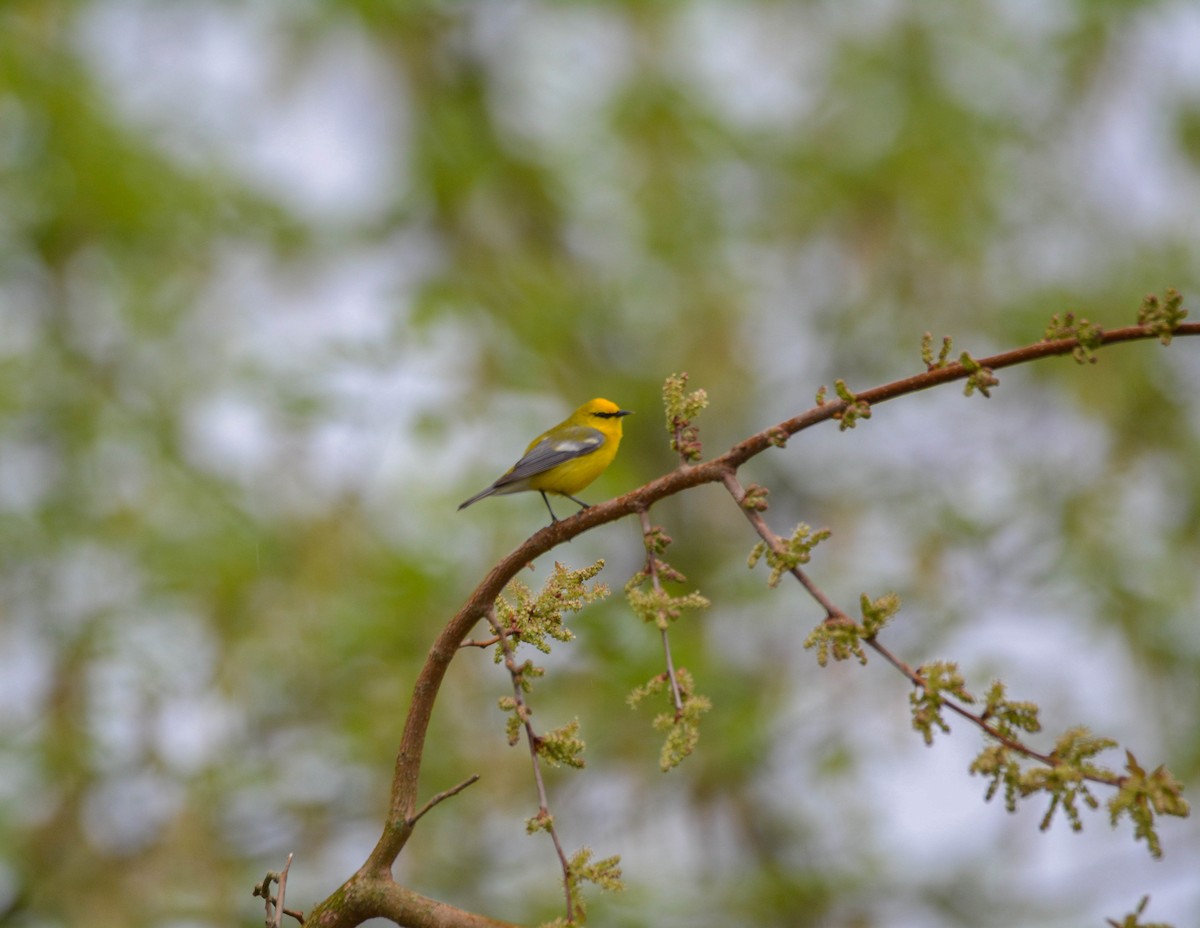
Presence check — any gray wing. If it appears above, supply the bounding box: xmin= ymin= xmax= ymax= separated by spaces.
xmin=495 ymin=425 xmax=607 ymax=486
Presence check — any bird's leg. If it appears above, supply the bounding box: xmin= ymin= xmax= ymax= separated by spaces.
xmin=563 ymin=493 xmax=591 ymax=511
xmin=539 ymin=491 xmax=561 ymax=523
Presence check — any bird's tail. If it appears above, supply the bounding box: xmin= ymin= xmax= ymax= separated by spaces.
xmin=457 ymin=485 xmax=498 ymax=510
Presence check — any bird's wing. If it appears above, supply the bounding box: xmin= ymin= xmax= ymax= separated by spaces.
xmin=496 ymin=425 xmax=606 ymax=485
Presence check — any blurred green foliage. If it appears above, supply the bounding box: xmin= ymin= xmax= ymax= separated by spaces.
xmin=1 ymin=2 xmax=1198 ymax=927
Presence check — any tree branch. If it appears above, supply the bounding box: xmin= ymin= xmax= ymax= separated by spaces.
xmin=407 ymin=775 xmax=482 ymax=828
xmin=307 ymin=316 xmax=1195 ymax=925
xmin=371 ymin=320 xmax=1200 ymax=874
xmin=304 ymin=878 xmax=521 ymax=928
xmin=860 ymin=636 xmax=1056 ymax=761
xmin=485 ymin=607 xmax=575 ymax=923
xmin=636 ymin=508 xmax=685 ymax=717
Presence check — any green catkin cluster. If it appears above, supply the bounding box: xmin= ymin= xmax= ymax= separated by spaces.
xmin=663 ymin=372 xmax=709 ymax=461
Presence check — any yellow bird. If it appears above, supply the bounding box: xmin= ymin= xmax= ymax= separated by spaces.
xmin=458 ymin=397 xmax=632 ymax=523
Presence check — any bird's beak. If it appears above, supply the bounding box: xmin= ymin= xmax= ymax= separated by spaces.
xmin=616 ymin=410 xmax=633 ymax=417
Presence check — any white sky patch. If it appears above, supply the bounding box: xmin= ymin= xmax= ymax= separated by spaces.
xmin=1071 ymin=3 xmax=1200 ymax=235
xmin=237 ymin=26 xmax=407 ymax=222
xmin=476 ymin=4 xmax=634 ymax=155
xmin=197 ymin=234 xmax=440 ymax=376
xmin=0 ymin=625 xmax=53 ymax=727
xmin=182 ymin=391 xmax=279 ymax=485
xmin=669 ymin=2 xmax=829 ymax=133
xmin=154 ymin=693 xmax=244 ymax=776
xmin=75 ymin=0 xmax=406 ymax=222
xmin=82 ymin=771 xmax=186 ymax=853
xmin=0 ymin=440 xmax=60 ymax=516
xmin=48 ymin=542 xmax=145 ymax=633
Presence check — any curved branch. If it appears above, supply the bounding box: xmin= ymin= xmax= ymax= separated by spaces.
xmin=368 ymin=321 xmax=1200 ymax=875
xmin=305 ymin=877 xmax=521 ymax=928
xmin=300 ymin=319 xmax=1199 ymax=928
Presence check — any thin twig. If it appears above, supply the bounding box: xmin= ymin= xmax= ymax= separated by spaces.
xmin=407 ymin=774 xmax=482 ymax=827
xmin=637 ymin=508 xmax=685 ymax=717
xmin=460 ymin=632 xmax=508 ymax=648
xmin=721 ymin=471 xmax=844 ymax=619
xmin=254 ymin=854 xmax=304 ymax=927
xmin=718 ymin=322 xmax=1200 ymax=472
xmin=273 ymin=854 xmax=292 ymax=928
xmin=860 ymin=634 xmax=1119 ymax=782
xmin=720 ymin=470 xmax=1124 ymax=787
xmin=485 ymin=607 xmax=575 ymax=923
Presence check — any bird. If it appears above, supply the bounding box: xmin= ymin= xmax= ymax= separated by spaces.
xmin=458 ymin=397 xmax=632 ymax=523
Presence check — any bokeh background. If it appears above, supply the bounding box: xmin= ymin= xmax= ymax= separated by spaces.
xmin=3 ymin=2 xmax=1200 ymax=926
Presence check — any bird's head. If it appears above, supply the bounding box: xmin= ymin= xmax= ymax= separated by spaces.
xmin=579 ymin=398 xmax=633 ymax=423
